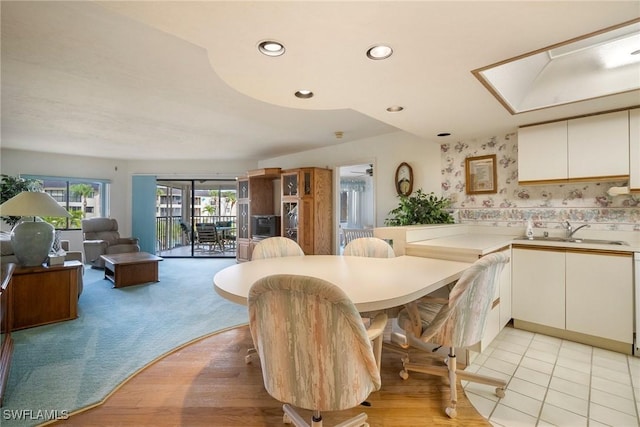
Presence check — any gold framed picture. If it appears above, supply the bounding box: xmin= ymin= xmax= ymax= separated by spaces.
xmin=465 ymin=154 xmax=497 ymax=194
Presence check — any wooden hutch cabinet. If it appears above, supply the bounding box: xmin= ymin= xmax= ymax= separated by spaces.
xmin=281 ymin=167 xmax=332 ymax=255
xmin=236 ymin=168 xmax=281 ymax=262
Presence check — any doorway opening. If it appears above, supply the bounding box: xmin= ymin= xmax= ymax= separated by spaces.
xmin=337 ymin=163 xmax=375 ymax=253
xmin=155 ymin=179 xmax=237 ymax=258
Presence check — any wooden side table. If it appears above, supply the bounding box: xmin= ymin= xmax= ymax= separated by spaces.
xmin=100 ymin=252 xmax=162 ymax=288
xmin=0 ymin=263 xmax=15 ymax=407
xmin=11 ymin=261 xmax=81 ymax=330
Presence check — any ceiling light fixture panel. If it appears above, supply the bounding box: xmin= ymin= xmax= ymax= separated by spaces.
xmin=258 ymin=40 xmax=285 ymax=57
xmin=367 ymin=44 xmax=393 ymax=60
xmin=295 ymin=90 xmax=314 ymax=99
xmin=386 ymin=105 xmax=404 ymax=112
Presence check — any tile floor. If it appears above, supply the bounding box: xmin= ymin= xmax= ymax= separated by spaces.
xmin=464 ymin=326 xmax=640 ymax=427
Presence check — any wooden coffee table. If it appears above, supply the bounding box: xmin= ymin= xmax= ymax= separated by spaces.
xmin=101 ymin=252 xmax=163 ymax=288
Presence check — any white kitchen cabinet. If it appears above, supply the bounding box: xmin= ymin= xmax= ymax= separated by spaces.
xmin=518 ymin=121 xmax=568 ymax=182
xmin=518 ymin=109 xmax=631 ymax=184
xmin=565 ymin=251 xmax=633 ymax=344
xmin=513 ymin=245 xmax=635 ymax=352
xmin=481 ymin=247 xmax=512 ymax=350
xmin=568 ymin=110 xmax=629 ymax=180
xmin=512 ymin=247 xmax=565 ymax=329
xmin=630 ymin=108 xmax=640 ymax=193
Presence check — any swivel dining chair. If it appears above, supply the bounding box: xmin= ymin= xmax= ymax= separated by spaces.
xmin=251 ymin=236 xmax=304 ymax=260
xmin=390 ymin=252 xmax=510 ymax=418
xmin=343 ymin=237 xmax=395 ymax=258
xmin=246 ymin=236 xmax=305 ymax=363
xmin=248 ymin=274 xmax=385 ymax=427
xmin=343 ymin=237 xmax=395 ymax=370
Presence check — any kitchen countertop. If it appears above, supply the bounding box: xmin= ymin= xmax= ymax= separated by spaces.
xmin=405 ymin=233 xmax=517 ymax=262
xmin=512 ymin=237 xmax=640 ymax=253
xmin=404 ymin=231 xmax=639 ymax=262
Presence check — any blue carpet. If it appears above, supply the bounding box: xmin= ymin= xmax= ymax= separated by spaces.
xmin=2 ymin=258 xmax=248 ymax=426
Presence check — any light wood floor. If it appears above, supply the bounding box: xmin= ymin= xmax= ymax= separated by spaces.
xmin=53 ymin=325 xmax=490 ymax=426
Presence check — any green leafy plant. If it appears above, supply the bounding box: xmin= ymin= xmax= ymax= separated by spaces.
xmin=0 ymin=174 xmax=43 ymax=227
xmin=384 ymin=189 xmax=454 ymax=226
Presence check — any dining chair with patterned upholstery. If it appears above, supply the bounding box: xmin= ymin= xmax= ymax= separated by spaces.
xmin=390 ymin=252 xmax=510 ymax=418
xmin=343 ymin=236 xmax=396 ymax=370
xmin=343 ymin=237 xmax=395 ymax=258
xmin=245 ymin=236 xmax=306 ymax=363
xmin=248 ymin=274 xmax=386 ymax=427
xmin=251 ymin=236 xmax=304 ymax=260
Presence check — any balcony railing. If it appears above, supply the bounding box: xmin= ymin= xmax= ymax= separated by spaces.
xmin=156 ymin=215 xmax=236 ymax=255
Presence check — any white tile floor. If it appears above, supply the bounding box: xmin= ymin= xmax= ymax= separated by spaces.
xmin=464 ymin=326 xmax=640 ymax=427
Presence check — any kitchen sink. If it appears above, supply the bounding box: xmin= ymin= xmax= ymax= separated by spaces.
xmin=517 ymin=236 xmax=629 ymax=246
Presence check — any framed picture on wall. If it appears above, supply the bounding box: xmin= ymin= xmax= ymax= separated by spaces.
xmin=465 ymin=154 xmax=497 ymax=194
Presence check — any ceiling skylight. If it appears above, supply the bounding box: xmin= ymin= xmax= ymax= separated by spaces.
xmin=472 ymin=19 xmax=640 ymax=114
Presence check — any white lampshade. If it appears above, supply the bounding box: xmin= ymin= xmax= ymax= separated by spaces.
xmin=0 ymin=192 xmax=70 ymax=267
xmin=0 ymin=191 xmax=71 ymax=218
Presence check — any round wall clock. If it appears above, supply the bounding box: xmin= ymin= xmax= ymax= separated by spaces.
xmin=395 ymin=162 xmax=413 ymax=196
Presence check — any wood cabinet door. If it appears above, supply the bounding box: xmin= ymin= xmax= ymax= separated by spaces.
xmin=512 ymin=247 xmax=565 ymax=329
xmin=568 ymin=110 xmax=629 ymax=179
xmin=565 ymin=251 xmax=633 ymax=344
xmin=518 ymin=121 xmax=568 ymax=183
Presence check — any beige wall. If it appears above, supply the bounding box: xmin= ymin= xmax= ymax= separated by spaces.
xmin=0 ymin=149 xmax=257 ymax=247
xmin=1 ymin=130 xmax=440 ymax=252
xmin=260 ymin=130 xmax=442 ymax=228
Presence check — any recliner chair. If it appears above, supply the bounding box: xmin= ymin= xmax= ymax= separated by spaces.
xmin=81 ymin=218 xmax=140 ymax=269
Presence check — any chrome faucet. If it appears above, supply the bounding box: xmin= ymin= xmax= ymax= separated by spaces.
xmin=563 ymin=221 xmax=590 ymax=238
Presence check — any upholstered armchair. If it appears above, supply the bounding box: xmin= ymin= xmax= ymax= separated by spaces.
xmin=81 ymin=218 xmax=140 ymax=269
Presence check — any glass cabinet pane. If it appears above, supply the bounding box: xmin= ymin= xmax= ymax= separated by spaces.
xmin=238 ymin=203 xmax=249 ymax=239
xmin=282 ymin=173 xmax=298 ymax=197
xmin=303 ymin=171 xmax=312 ymax=195
xmin=238 ymin=180 xmax=249 ymax=199
xmin=283 ymin=202 xmax=298 ymax=242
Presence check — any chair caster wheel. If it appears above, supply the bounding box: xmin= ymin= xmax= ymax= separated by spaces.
xmin=399 ymin=370 xmax=409 ymax=380
xmin=495 ymin=387 xmax=505 ymax=398
xmin=245 ymin=355 xmax=252 ymax=364
xmin=445 ymin=407 xmax=457 ymax=418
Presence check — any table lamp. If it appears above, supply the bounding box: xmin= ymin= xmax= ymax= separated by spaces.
xmin=0 ymin=191 xmax=71 ymax=267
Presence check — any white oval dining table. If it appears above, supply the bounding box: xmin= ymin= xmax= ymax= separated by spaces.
xmin=213 ymin=255 xmax=471 ymax=312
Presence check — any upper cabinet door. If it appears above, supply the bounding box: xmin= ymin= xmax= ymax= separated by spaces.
xmin=518 ymin=120 xmax=568 ymax=183
xmin=568 ymin=110 xmax=629 ymax=180
xmin=629 ymin=108 xmax=640 ymax=193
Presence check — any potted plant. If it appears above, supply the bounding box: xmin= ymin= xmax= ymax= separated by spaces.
xmin=384 ymin=189 xmax=454 ymax=226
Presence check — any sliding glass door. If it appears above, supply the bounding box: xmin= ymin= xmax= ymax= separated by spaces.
xmin=155 ymin=179 xmax=237 ymax=258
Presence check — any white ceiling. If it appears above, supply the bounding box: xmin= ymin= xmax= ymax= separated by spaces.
xmin=1 ymin=1 xmax=638 ymax=161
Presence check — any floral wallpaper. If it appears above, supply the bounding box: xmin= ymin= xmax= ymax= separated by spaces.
xmin=441 ymin=133 xmax=640 ymax=232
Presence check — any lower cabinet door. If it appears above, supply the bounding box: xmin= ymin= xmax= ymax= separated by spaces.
xmin=565 ymin=251 xmax=633 ymax=344
xmin=512 ymin=247 xmax=565 ymax=330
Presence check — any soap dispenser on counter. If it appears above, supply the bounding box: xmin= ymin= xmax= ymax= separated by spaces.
xmin=525 ymin=219 xmax=534 ymax=240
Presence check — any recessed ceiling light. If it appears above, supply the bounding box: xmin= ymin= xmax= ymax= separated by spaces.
xmin=437 ymin=132 xmax=451 ymax=137
xmin=295 ymin=90 xmax=314 ymax=99
xmin=367 ymin=44 xmax=393 ymax=60
xmin=258 ymin=40 xmax=285 ymax=57
xmin=386 ymin=105 xmax=404 ymax=112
